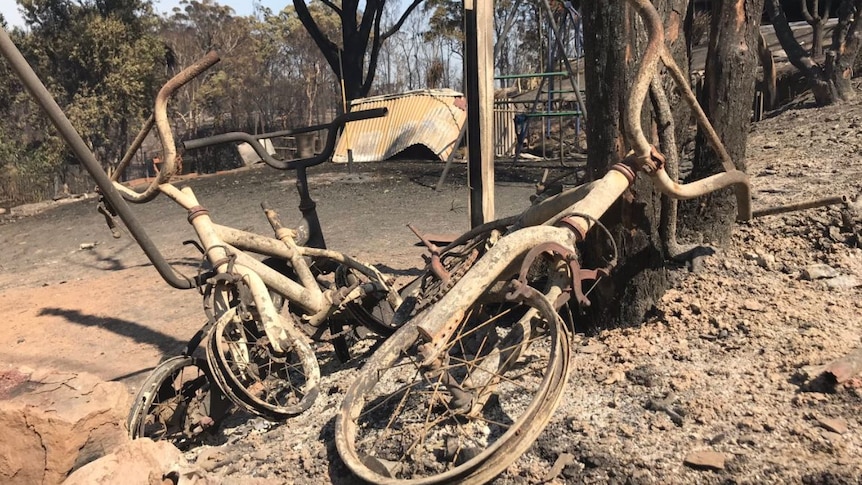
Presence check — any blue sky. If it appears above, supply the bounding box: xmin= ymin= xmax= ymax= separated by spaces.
xmin=0 ymin=0 xmax=291 ymax=28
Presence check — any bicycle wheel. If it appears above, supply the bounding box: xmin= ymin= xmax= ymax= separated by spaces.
xmin=335 ymin=264 xmax=400 ymax=336
xmin=127 ymin=355 xmax=231 ymax=448
xmin=206 ymin=306 xmax=320 ymax=420
xmin=336 ymin=274 xmax=571 ymax=484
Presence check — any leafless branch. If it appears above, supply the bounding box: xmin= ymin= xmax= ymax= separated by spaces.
xmin=382 ymin=0 xmax=424 ymax=40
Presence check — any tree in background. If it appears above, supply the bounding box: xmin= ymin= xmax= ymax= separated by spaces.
xmin=421 ymin=0 xmax=544 ymax=86
xmin=800 ymin=0 xmax=833 ymax=57
xmin=257 ymin=3 xmax=340 ymax=125
xmin=292 ymin=0 xmax=425 ymax=102
xmin=767 ymin=0 xmax=862 ymax=105
xmin=2 ymin=0 xmax=164 ymax=198
xmin=161 ymin=0 xmax=252 ymax=136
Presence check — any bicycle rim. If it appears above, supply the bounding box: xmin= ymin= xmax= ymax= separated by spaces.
xmin=127 ymin=355 xmax=230 ymax=447
xmin=336 ymin=282 xmax=569 ymax=484
xmin=335 ymin=265 xmax=400 ymax=336
xmin=206 ymin=307 xmax=320 ymax=420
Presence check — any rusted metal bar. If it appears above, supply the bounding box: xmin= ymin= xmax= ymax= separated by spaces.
xmin=0 ymin=26 xmax=196 ymax=289
xmin=407 ymin=224 xmax=450 ymax=284
xmin=223 ymin=243 xmax=323 ymax=314
xmin=626 ymin=0 xmax=753 ymax=222
xmin=111 ymin=114 xmax=154 ymax=182
xmin=213 ymin=224 xmax=293 ymax=259
xmin=262 ymin=204 xmax=319 ymax=295
xmin=113 ymin=51 xmax=220 ymax=203
xmin=752 ymin=195 xmax=847 ymax=218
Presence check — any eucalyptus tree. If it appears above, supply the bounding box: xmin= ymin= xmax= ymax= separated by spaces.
xmin=4 ymin=0 xmax=164 ymax=199
xmin=292 ymin=0 xmax=425 ymax=101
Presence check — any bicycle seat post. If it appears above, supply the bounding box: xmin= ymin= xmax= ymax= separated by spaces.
xmin=295 ymin=166 xmax=326 ymax=250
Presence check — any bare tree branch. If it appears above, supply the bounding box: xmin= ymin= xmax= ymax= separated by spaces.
xmin=318 ymin=0 xmax=342 ymax=16
xmin=800 ymin=0 xmax=817 ymax=22
xmin=362 ymin=5 xmax=385 ymax=97
xmin=766 ymin=0 xmax=819 ymax=72
xmin=382 ymin=0 xmax=424 ymax=40
xmin=494 ymin=0 xmax=525 ymax=62
xmin=292 ymin=0 xmax=340 ymax=77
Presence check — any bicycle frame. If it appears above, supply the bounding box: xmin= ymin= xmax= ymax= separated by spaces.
xmin=156 ymin=182 xmax=397 ymax=345
xmin=363 ymin=0 xmax=756 ymax=385
xmin=336 ymin=1 xmax=761 ymax=481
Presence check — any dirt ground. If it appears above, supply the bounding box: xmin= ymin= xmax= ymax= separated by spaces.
xmin=2 ymin=90 xmax=862 ymax=484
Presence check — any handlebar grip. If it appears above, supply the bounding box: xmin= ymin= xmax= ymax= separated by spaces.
xmin=182 ymin=107 xmax=389 ymax=171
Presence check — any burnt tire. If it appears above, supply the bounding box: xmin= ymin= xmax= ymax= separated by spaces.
xmin=335 ymin=272 xmax=570 ymax=484
xmin=127 ymin=355 xmax=231 ymax=448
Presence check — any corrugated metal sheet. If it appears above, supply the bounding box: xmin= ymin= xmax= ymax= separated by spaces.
xmin=333 ymin=89 xmax=467 ymax=163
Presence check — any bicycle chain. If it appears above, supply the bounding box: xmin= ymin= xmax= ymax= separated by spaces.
xmin=412 ymin=242 xmax=482 ymax=316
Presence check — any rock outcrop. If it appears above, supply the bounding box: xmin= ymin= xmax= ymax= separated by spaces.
xmin=0 ymin=366 xmax=130 ymax=484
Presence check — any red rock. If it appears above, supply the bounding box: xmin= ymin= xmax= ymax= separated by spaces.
xmin=684 ymin=450 xmax=726 ymax=471
xmin=0 ymin=366 xmax=130 ymax=484
xmin=818 ymin=417 xmax=849 ymax=434
xmin=63 ymin=438 xmax=213 ymax=485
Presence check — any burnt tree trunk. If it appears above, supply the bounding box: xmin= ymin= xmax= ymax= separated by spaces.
xmin=801 ymin=0 xmax=832 ymax=58
xmin=580 ymin=0 xmax=687 ymax=328
xmin=758 ymin=32 xmax=778 ymax=109
xmin=679 ymin=0 xmax=764 ymax=244
xmin=826 ymin=0 xmax=862 ymax=99
xmin=767 ymin=0 xmax=862 ymax=106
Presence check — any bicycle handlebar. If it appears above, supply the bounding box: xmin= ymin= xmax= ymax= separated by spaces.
xmin=625 ymin=0 xmax=752 ymax=221
xmin=112 ymin=51 xmax=221 ymax=203
xmin=182 ymin=108 xmax=388 ymax=171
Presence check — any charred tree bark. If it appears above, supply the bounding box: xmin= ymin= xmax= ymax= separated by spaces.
xmin=679 ymin=0 xmax=764 ymax=244
xmin=758 ymin=32 xmax=778 ymax=109
xmin=801 ymin=0 xmax=833 ymax=58
xmin=580 ymin=0 xmax=686 ymax=328
xmin=767 ymin=0 xmax=862 ymax=106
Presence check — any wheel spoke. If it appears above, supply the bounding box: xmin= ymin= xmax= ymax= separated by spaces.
xmin=346 ymin=286 xmax=561 ymax=481
xmin=208 ymin=307 xmax=318 ymax=419
xmin=128 ymin=356 xmax=227 ymax=448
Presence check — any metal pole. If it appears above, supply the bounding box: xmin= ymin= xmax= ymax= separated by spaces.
xmin=540 ymin=0 xmax=588 ymax=127
xmin=752 ymin=195 xmax=847 ymax=218
xmin=0 ymin=26 xmax=195 ymax=289
xmin=435 ymin=123 xmax=468 ymax=191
